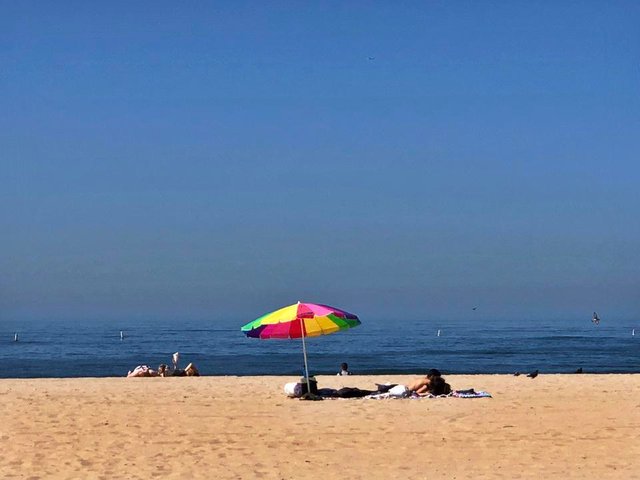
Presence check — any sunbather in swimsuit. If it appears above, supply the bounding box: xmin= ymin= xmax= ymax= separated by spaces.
xmin=127 ymin=365 xmax=158 ymax=377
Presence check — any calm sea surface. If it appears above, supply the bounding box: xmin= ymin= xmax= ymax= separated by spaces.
xmin=0 ymin=318 xmax=637 ymax=378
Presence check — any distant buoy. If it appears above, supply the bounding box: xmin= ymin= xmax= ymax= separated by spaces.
xmin=633 ymin=329 xmax=636 ymax=337
xmin=437 ymin=329 xmax=441 ymax=337
xmin=120 ymin=331 xmax=124 ymax=340
xmin=13 ymin=333 xmax=18 ymax=342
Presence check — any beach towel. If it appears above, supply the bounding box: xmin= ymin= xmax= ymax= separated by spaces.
xmin=364 ymin=385 xmax=413 ymax=400
xmin=365 ymin=388 xmax=492 ymax=400
xmin=451 ymin=389 xmax=492 ymax=398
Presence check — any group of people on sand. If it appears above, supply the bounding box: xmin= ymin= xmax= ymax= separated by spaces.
xmin=127 ymin=352 xmax=200 ymax=378
xmin=127 ymin=354 xmax=449 ymax=395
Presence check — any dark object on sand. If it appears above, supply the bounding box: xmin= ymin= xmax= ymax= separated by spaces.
xmin=315 ymin=387 xmax=376 ymax=398
xmin=299 ymin=376 xmax=318 ymax=395
xmin=375 ymin=383 xmax=398 ymax=393
xmin=527 ymin=370 xmax=539 ymax=379
xmin=455 ymin=388 xmax=476 ymax=395
xmin=513 ymin=372 xmax=521 ymax=376
xmin=300 ymin=392 xmax=323 ymax=401
xmin=337 ymin=387 xmax=376 ymax=398
xmin=575 ymin=367 xmax=583 ymax=374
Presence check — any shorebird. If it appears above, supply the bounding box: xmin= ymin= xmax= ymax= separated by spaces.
xmin=527 ymin=369 xmax=539 ymax=379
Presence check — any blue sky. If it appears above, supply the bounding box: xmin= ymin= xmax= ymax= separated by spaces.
xmin=1 ymin=2 xmax=639 ymax=322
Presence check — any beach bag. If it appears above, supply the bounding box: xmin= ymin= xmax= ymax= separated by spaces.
xmin=299 ymin=377 xmax=318 ymax=395
xmin=284 ymin=382 xmax=303 ymax=398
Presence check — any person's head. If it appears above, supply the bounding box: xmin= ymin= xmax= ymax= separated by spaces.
xmin=427 ymin=368 xmax=441 ymax=379
xmin=158 ymin=364 xmax=167 ymax=375
xmin=341 ymin=362 xmax=349 ymax=371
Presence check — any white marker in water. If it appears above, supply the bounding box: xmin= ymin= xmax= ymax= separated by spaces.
xmin=633 ymin=329 xmax=636 ymax=337
xmin=14 ymin=333 xmax=18 ymax=342
xmin=120 ymin=331 xmax=124 ymax=340
xmin=437 ymin=329 xmax=441 ymax=337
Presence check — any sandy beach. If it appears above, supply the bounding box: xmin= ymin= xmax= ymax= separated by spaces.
xmin=1 ymin=374 xmax=638 ymax=479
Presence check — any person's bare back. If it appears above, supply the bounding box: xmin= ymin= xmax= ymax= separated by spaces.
xmin=407 ymin=376 xmax=430 ymax=394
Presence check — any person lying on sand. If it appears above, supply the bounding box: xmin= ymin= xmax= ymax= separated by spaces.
xmin=419 ymin=377 xmax=451 ymax=396
xmin=127 ymin=365 xmax=158 ymax=377
xmin=185 ymin=363 xmax=199 ymax=376
xmin=407 ymin=368 xmax=444 ymax=394
xmin=127 ymin=362 xmax=199 ymax=378
xmin=167 ymin=362 xmax=200 ymax=377
xmin=410 ymin=371 xmax=452 ymax=396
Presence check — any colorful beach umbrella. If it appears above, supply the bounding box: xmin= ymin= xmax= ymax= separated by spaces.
xmin=241 ymin=302 xmax=361 ymax=394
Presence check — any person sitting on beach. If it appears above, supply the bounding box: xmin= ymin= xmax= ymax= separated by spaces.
xmin=418 ymin=376 xmax=451 ymax=396
xmin=157 ymin=364 xmax=168 ymax=377
xmin=407 ymin=369 xmax=445 ymax=394
xmin=337 ymin=362 xmax=352 ymax=376
xmin=407 ymin=376 xmax=430 ymax=394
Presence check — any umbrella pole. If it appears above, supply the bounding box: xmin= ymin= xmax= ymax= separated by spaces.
xmin=300 ymin=317 xmax=312 ymax=394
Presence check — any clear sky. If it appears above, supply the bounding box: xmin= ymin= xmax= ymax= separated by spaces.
xmin=1 ymin=2 xmax=639 ymax=323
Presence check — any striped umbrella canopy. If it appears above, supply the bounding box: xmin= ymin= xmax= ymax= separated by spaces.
xmin=241 ymin=302 xmax=361 ymax=395
xmin=241 ymin=302 xmax=360 ymax=339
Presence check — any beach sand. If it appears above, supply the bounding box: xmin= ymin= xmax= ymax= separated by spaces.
xmin=1 ymin=374 xmax=638 ymax=479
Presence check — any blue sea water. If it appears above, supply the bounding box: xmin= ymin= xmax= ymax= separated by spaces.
xmin=0 ymin=318 xmax=638 ymax=378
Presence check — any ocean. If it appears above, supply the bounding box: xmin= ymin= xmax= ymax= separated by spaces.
xmin=0 ymin=318 xmax=637 ymax=378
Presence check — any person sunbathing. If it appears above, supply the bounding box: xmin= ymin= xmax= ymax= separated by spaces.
xmin=127 ymin=354 xmax=200 ymax=377
xmin=407 ymin=376 xmax=430 ymax=394
xmin=418 ymin=377 xmax=450 ymax=396
xmin=407 ymin=369 xmax=443 ymax=394
xmin=127 ymin=365 xmax=158 ymax=377
xmin=184 ymin=363 xmax=200 ymax=376
xmin=167 ymin=362 xmax=200 ymax=377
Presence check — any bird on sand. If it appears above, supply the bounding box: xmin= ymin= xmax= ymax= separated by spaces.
xmin=527 ymin=369 xmax=539 ymax=379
